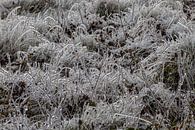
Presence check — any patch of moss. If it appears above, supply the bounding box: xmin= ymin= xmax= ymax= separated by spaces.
xmin=96 ymin=1 xmax=120 ymax=17
xmin=163 ymin=62 xmax=179 ymax=91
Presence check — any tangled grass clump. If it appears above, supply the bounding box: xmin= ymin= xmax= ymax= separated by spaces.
xmin=0 ymin=0 xmax=195 ymax=129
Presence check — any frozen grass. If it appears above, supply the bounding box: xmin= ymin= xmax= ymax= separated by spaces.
xmin=0 ymin=0 xmax=195 ymax=129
